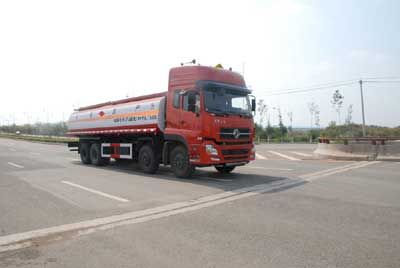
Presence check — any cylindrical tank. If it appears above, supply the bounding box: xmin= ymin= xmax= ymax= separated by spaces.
xmin=67 ymin=93 xmax=166 ymax=136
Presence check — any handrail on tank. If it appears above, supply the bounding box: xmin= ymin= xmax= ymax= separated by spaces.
xmin=77 ymin=92 xmax=167 ymax=111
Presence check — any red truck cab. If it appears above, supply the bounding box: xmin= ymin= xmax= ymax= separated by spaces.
xmin=163 ymin=65 xmax=256 ymax=176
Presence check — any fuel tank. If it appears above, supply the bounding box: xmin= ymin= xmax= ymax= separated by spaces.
xmin=67 ymin=93 xmax=166 ymax=136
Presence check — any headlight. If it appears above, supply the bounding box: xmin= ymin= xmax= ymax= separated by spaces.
xmin=205 ymin=144 xmax=218 ymax=155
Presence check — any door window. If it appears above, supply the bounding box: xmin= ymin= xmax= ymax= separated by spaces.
xmin=173 ymin=90 xmax=180 ymax=108
xmin=183 ymin=91 xmax=200 ymax=113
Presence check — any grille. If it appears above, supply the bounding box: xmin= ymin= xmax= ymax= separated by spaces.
xmin=220 ymin=128 xmax=250 ymax=140
xmin=223 ymin=156 xmax=249 ymax=161
xmin=221 ymin=149 xmax=249 ymax=156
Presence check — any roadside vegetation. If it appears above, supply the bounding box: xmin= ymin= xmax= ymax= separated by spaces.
xmin=0 ymin=122 xmax=68 ymax=136
xmin=0 ymin=132 xmax=77 ymax=143
xmin=0 ymin=122 xmax=77 ymax=143
xmin=255 ymin=90 xmax=399 ymax=143
xmin=1 ymin=120 xmax=399 ymax=145
xmin=255 ymin=122 xmax=400 ymax=143
xmin=1 ymin=96 xmax=399 ymax=145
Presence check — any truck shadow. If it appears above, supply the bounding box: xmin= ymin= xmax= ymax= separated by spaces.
xmin=71 ymin=160 xmax=305 ymax=193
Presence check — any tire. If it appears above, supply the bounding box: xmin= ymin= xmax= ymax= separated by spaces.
xmin=138 ymin=144 xmax=159 ymax=174
xmin=215 ymin=165 xmax=235 ymax=174
xmin=80 ymin=143 xmax=91 ymax=164
xmin=90 ymin=143 xmax=109 ymax=166
xmin=170 ymin=145 xmax=194 ymax=178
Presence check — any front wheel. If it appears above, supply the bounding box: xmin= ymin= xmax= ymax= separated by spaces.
xmin=170 ymin=145 xmax=194 ymax=178
xmin=215 ymin=165 xmax=235 ymax=173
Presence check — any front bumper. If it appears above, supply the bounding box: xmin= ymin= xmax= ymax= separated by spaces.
xmin=189 ymin=140 xmax=255 ymax=166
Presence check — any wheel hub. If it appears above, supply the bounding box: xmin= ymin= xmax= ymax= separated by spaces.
xmin=142 ymin=152 xmax=150 ymax=166
xmin=175 ymin=153 xmax=185 ymax=169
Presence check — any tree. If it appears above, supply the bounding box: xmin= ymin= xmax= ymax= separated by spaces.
xmin=266 ymin=120 xmax=273 ymax=140
xmin=345 ymin=104 xmax=353 ymax=125
xmin=307 ymin=102 xmax=320 ymax=142
xmin=256 ymin=99 xmax=268 ymax=127
xmin=277 ymin=108 xmax=287 ymax=141
xmin=0 ymin=122 xmax=68 ymax=136
xmin=314 ymin=109 xmax=320 ymax=129
xmin=331 ymin=90 xmax=344 ymax=124
xmin=254 ymin=123 xmax=266 ymax=140
xmin=287 ymin=111 xmax=293 ymax=133
xmin=307 ymin=102 xmax=318 ymax=129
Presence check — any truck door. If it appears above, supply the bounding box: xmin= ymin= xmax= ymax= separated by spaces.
xmin=179 ymin=90 xmax=201 ymax=139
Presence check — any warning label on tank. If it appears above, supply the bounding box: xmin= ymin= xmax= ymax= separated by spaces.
xmin=113 ymin=114 xmax=157 ymax=123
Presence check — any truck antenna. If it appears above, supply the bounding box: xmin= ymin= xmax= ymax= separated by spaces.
xmin=180 ymin=59 xmax=196 ymax=66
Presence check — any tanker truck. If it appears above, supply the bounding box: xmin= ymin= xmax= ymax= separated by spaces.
xmin=67 ymin=64 xmax=256 ymax=178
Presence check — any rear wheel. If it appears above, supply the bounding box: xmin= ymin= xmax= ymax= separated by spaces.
xmin=215 ymin=165 xmax=235 ymax=173
xmin=80 ymin=143 xmax=91 ymax=164
xmin=170 ymin=145 xmax=194 ymax=178
xmin=90 ymin=143 xmax=109 ymax=166
xmin=138 ymin=144 xmax=159 ymax=174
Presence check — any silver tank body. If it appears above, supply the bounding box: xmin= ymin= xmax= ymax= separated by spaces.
xmin=67 ymin=96 xmax=165 ymax=134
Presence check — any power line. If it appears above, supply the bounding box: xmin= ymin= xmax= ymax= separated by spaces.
xmin=258 ymin=78 xmax=400 ymax=97
xmin=261 ymin=79 xmax=357 ymax=95
xmin=363 ymin=80 xmax=400 ymax=83
xmin=362 ymin=76 xmax=400 ymax=80
xmin=262 ymin=81 xmax=357 ymax=96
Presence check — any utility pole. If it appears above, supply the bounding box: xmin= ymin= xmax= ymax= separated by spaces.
xmin=359 ymin=80 xmax=366 ymax=137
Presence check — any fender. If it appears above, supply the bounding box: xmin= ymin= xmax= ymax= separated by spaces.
xmin=163 ymin=134 xmax=190 ymax=165
xmin=164 ymin=134 xmax=189 ymax=150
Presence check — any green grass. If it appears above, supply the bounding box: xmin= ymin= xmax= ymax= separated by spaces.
xmin=0 ymin=132 xmax=78 ymax=144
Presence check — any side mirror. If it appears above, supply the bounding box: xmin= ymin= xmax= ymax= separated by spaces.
xmin=251 ymin=98 xmax=256 ymax=112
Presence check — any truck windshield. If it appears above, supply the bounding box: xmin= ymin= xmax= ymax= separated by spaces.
xmin=203 ymin=87 xmax=251 ymax=116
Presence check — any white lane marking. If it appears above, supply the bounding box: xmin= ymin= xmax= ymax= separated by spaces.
xmin=61 ymin=181 xmax=130 ymax=203
xmin=379 ymin=162 xmax=400 ymax=168
xmin=195 ymin=176 xmax=233 ymax=182
xmin=208 ymin=178 xmax=233 ymax=182
xmin=245 ymin=166 xmax=293 ymax=171
xmin=291 ymin=151 xmax=312 ymax=157
xmin=29 ymin=152 xmax=41 ymax=156
xmin=268 ymin=150 xmax=300 ymax=161
xmin=255 ymin=153 xmax=268 ymax=160
xmin=300 ymin=161 xmax=380 ymax=181
xmin=0 ymin=179 xmax=304 ymax=253
xmin=67 ymin=158 xmax=80 ymax=161
xmin=7 ymin=162 xmax=24 ymax=169
xmin=299 ymin=162 xmax=366 ymax=179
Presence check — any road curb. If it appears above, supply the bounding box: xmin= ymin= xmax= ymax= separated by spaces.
xmin=314 ymin=142 xmax=400 ymax=161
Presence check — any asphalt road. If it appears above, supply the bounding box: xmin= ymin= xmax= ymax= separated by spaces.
xmin=0 ymin=138 xmax=399 ymax=267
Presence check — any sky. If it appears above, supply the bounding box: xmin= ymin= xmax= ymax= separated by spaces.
xmin=0 ymin=0 xmax=399 ymax=127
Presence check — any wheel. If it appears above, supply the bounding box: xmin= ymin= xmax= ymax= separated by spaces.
xmin=170 ymin=145 xmax=194 ymax=178
xmin=215 ymin=165 xmax=235 ymax=174
xmin=80 ymin=143 xmax=91 ymax=164
xmin=138 ymin=144 xmax=159 ymax=174
xmin=90 ymin=143 xmax=109 ymax=166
